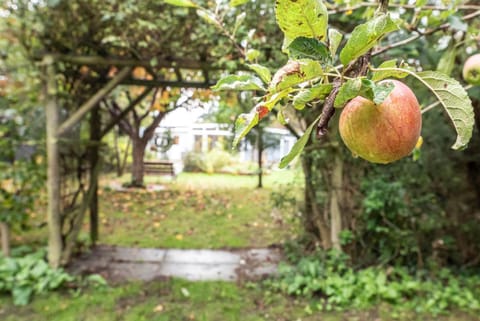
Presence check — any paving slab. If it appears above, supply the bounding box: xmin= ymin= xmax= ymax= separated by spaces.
xmin=70 ymin=245 xmax=282 ymax=282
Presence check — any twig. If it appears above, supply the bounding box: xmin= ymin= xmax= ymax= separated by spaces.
xmin=328 ymin=2 xmax=480 ymax=15
xmin=374 ymin=10 xmax=480 ymax=56
xmin=316 ymin=81 xmax=341 ymax=139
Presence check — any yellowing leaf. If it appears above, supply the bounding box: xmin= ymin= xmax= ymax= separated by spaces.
xmin=276 ymin=0 xmax=328 ymax=49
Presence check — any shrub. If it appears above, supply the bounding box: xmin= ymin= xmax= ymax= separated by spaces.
xmin=183 ymin=149 xmax=237 ymax=174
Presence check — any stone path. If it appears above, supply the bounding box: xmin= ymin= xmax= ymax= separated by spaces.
xmin=70 ymin=245 xmax=282 ymax=282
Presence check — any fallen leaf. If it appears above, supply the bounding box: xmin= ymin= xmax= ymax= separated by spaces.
xmin=153 ymin=304 xmax=164 ymax=312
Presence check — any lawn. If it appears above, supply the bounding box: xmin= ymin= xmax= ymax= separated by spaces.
xmin=1 ymin=278 xmax=478 ymax=321
xmin=14 ymin=169 xmax=304 ymax=249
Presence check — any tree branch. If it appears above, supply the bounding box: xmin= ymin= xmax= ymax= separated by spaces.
xmin=374 ymin=10 xmax=480 ymax=56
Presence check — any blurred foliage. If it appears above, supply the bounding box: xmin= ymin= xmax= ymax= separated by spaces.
xmin=0 ymin=247 xmax=107 ymax=306
xmin=268 ymin=248 xmax=480 ymax=315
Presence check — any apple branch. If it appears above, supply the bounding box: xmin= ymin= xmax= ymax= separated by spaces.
xmin=374 ymin=10 xmax=480 ymax=56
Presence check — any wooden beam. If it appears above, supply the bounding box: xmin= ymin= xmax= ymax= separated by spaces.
xmin=100 ymin=86 xmax=154 ymax=138
xmin=57 ymin=67 xmax=131 ymax=136
xmin=120 ymin=78 xmax=215 ymax=89
xmin=43 ymin=56 xmax=62 ymax=268
xmin=54 ymin=54 xmax=226 ymax=71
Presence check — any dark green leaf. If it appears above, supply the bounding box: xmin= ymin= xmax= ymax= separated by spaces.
xmin=287 ymin=37 xmax=330 ymax=61
xmin=334 ymin=78 xmax=363 ymax=108
xmin=340 ymin=13 xmax=398 ymax=66
xmin=212 ymin=75 xmax=265 ymax=91
xmin=335 ymin=78 xmax=394 ymax=107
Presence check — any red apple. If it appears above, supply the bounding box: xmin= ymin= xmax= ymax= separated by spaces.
xmin=339 ymin=80 xmax=422 ymax=164
xmin=463 ymin=53 xmax=480 ymax=86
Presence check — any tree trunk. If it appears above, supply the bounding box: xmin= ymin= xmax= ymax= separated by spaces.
xmin=301 ymin=141 xmax=332 ymax=249
xmin=257 ymin=129 xmax=263 ymax=189
xmin=0 ymin=222 xmax=10 ymax=257
xmin=330 ymin=150 xmax=344 ymax=250
xmin=113 ymin=128 xmax=122 ymax=177
xmin=131 ymin=138 xmax=146 ymax=187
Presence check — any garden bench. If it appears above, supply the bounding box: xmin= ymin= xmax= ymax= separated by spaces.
xmin=143 ymin=161 xmax=176 ymax=178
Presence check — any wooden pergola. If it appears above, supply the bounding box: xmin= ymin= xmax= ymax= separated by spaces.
xmin=42 ymin=54 xmax=230 ymax=267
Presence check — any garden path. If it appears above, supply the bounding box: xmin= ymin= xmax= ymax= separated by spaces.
xmin=70 ymin=245 xmax=282 ymax=283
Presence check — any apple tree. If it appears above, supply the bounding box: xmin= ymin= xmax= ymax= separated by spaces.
xmin=172 ymin=0 xmax=478 ymax=252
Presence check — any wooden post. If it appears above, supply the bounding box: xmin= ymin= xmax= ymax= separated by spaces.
xmin=330 ymin=150 xmax=343 ymax=251
xmin=44 ymin=56 xmax=63 ymax=268
xmin=0 ymin=222 xmax=10 ymax=257
xmin=89 ymin=107 xmax=101 ymax=245
xmin=257 ymin=128 xmax=263 ymax=189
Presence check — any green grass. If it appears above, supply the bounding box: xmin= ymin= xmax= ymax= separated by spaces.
xmin=96 ymin=170 xmax=303 ymax=249
xmin=13 ymin=170 xmax=304 ymax=249
xmin=1 ymin=279 xmax=478 ymax=321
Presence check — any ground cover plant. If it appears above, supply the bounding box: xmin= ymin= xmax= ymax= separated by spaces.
xmin=2 ymin=277 xmax=480 ymax=321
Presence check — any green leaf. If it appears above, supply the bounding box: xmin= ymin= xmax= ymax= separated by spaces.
xmin=368 ymin=80 xmax=394 ymax=105
xmin=246 ymin=49 xmax=261 ymax=62
xmin=233 ymin=111 xmax=259 ymax=147
xmin=287 ymin=37 xmax=330 ymax=61
xmin=292 ymin=83 xmax=333 ymax=110
xmin=436 ymin=44 xmax=457 ymax=76
xmin=334 ymin=78 xmax=394 ymax=107
xmin=12 ymin=286 xmax=33 ymax=306
xmin=334 ymin=78 xmax=363 ymax=108
xmin=447 ymin=16 xmax=468 ymax=32
xmin=263 ymin=89 xmax=291 ymax=110
xmin=233 ymin=12 xmax=246 ymax=36
xmin=339 ymin=13 xmax=398 ymax=66
xmin=328 ymin=28 xmax=343 ymax=57
xmin=196 ymin=9 xmax=220 ymax=27
xmin=279 ymin=115 xmax=321 ymax=168
xmin=275 ymin=0 xmax=328 ymax=49
xmin=230 ymin=0 xmax=250 ymax=6
xmin=212 ymin=75 xmax=265 ymax=91
xmin=271 ymin=60 xmax=323 ymax=92
xmin=371 ymin=59 xmax=409 ymax=82
xmin=277 ymin=109 xmax=288 ymax=125
xmin=164 ymin=0 xmax=198 ymax=8
xmin=415 ymin=71 xmax=474 ymax=150
xmin=246 ymin=64 xmax=272 ymax=84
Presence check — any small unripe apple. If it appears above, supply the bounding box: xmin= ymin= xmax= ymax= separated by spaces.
xmin=463 ymin=53 xmax=480 ymax=85
xmin=339 ymin=80 xmax=422 ymax=164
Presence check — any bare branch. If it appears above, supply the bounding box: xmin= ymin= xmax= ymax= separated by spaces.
xmin=374 ymin=10 xmax=480 ymax=56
